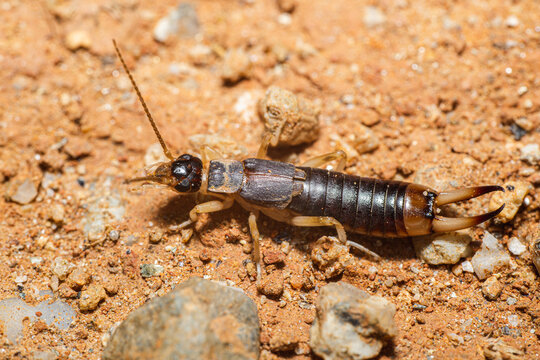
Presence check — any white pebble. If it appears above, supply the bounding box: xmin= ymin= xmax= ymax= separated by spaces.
xmin=507 ymin=237 xmax=527 ymax=256
xmin=471 ymin=231 xmax=512 ymax=280
xmin=14 ymin=275 xmax=27 ymax=284
xmin=505 ymin=15 xmax=520 ymax=28
xmin=364 ymin=6 xmax=386 ymax=28
xmin=461 ymin=260 xmax=474 ymax=273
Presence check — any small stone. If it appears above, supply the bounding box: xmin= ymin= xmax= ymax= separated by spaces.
xmin=520 ymin=144 xmax=540 ymax=165
xmin=276 ymin=0 xmax=296 ymax=13
xmin=311 ymin=236 xmax=352 ymax=279
xmin=41 ymin=148 xmax=66 ymax=171
xmin=310 ymin=282 xmax=397 ymax=360
xmin=144 ymin=143 xmax=169 ymax=167
xmin=108 ymin=230 xmax=120 ymax=242
xmin=505 ymin=15 xmax=520 ymax=28
xmin=148 ymin=229 xmax=164 ymax=244
xmin=65 ymin=30 xmax=91 ymax=51
xmin=48 ymin=203 xmax=65 ymax=224
xmin=102 ymin=277 xmax=259 ymax=360
xmin=58 ymin=283 xmax=77 ymax=298
xmin=489 ymin=181 xmax=532 ymax=223
xmin=79 ymin=284 xmax=106 ymax=311
xmin=482 ymin=275 xmax=503 ymax=300
xmin=51 ymin=258 xmax=75 ymax=281
xmin=258 ymin=271 xmax=284 ymax=298
xmin=221 ymin=48 xmax=252 ymax=84
xmin=484 ymin=339 xmax=524 ymax=360
xmin=363 ymin=6 xmax=386 ymax=28
xmin=188 ymin=44 xmax=213 ymax=65
xmin=103 ymin=277 xmax=119 ymax=295
xmin=412 ymin=231 xmax=472 ymax=265
xmin=140 ymin=264 xmax=164 ymax=278
xmin=6 ymin=178 xmax=38 ymax=204
xmin=506 ymin=297 xmax=517 ymax=306
xmin=258 ymin=86 xmax=320 ymax=147
xmin=471 ymin=231 xmax=512 ymax=280
xmin=263 ymin=249 xmax=286 ymax=265
xmin=359 ymin=108 xmax=380 ymax=126
xmin=461 ymin=260 xmax=474 ymax=273
xmin=66 ymin=268 xmax=91 ymax=290
xmin=507 ymin=237 xmax=527 ymax=256
xmin=63 ymin=137 xmax=92 ymax=159
xmin=447 ymin=332 xmax=464 ymax=345
xmin=153 ymin=3 xmax=200 ymax=43
xmin=14 ymin=275 xmax=27 ymax=285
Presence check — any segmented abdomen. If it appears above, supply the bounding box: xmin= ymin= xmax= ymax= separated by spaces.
xmin=288 ymin=167 xmax=409 ymax=237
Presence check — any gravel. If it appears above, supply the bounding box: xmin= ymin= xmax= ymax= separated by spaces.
xmin=412 ymin=231 xmax=472 ymax=265
xmin=103 ymin=277 xmax=259 ymax=360
xmin=153 ymin=3 xmax=200 ymax=42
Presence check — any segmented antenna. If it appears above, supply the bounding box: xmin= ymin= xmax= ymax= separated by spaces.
xmin=112 ymin=39 xmax=175 ymax=161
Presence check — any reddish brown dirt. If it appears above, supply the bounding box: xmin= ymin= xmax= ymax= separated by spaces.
xmin=0 ymin=0 xmax=539 ymax=359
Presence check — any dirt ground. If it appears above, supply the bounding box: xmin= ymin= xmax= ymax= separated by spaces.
xmin=1 ymin=0 xmax=539 ymax=359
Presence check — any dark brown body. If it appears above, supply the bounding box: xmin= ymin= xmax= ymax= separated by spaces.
xmin=207 ymin=158 xmax=436 ymax=238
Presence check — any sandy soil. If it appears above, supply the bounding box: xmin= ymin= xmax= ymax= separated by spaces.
xmin=0 ymin=0 xmax=539 ymax=359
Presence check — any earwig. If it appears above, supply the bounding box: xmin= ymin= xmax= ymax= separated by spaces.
xmin=113 ymin=40 xmax=505 ymax=276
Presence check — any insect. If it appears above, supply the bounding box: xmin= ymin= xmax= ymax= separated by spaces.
xmin=113 ymin=40 xmax=505 ymax=277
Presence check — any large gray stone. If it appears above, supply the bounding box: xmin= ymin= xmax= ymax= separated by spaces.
xmin=103 ymin=277 xmax=259 ymax=360
xmin=310 ymin=282 xmax=397 ymax=360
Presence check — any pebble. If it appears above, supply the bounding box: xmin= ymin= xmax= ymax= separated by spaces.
xmin=471 ymin=231 xmax=512 ymax=280
xmin=65 ymin=30 xmax=92 ymax=51
xmin=153 ymin=3 xmax=200 ymax=42
xmin=507 ymin=237 xmax=527 ymax=256
xmin=363 ymin=6 xmax=386 ymax=28
xmin=140 ymin=264 xmax=164 ymax=278
xmin=6 ymin=178 xmax=38 ymax=204
xmin=482 ymin=275 xmax=503 ymax=300
xmin=310 ymin=282 xmax=397 ymax=360
xmin=66 ymin=268 xmax=91 ymax=290
xmin=51 ymin=258 xmax=75 ymax=281
xmin=484 ymin=339 xmax=524 ymax=360
xmin=461 ymin=260 xmax=474 ymax=273
xmin=221 ymin=48 xmax=252 ymax=84
xmin=506 ymin=297 xmax=517 ymax=306
xmin=258 ymin=86 xmax=320 ymax=147
xmin=48 ymin=203 xmax=65 ymax=224
xmin=103 ymin=277 xmax=259 ymax=360
xmin=144 ymin=143 xmax=169 ymax=167
xmin=412 ymin=231 xmax=472 ymax=265
xmin=0 ymin=292 xmax=75 ymax=344
xmin=277 ymin=0 xmax=296 ymax=13
xmin=489 ymin=181 xmax=532 ymax=223
xmin=257 ymin=271 xmax=284 ymax=298
xmin=63 ymin=137 xmax=92 ymax=159
xmin=359 ymin=108 xmax=380 ymax=126
xmin=311 ymin=236 xmax=353 ymax=279
xmin=504 ymin=15 xmax=520 ymax=28
xmin=520 ymin=143 xmax=540 ymax=165
xmin=108 ymin=230 xmax=120 ymax=242
xmin=148 ymin=229 xmax=164 ymax=244
xmin=79 ymin=284 xmax=106 ymax=311
xmin=263 ymin=249 xmax=286 ymax=265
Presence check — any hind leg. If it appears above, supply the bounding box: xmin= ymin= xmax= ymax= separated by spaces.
xmin=301 ymin=150 xmax=347 ymax=171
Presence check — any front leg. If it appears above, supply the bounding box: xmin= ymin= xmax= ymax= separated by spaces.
xmin=177 ymin=197 xmax=234 ymax=229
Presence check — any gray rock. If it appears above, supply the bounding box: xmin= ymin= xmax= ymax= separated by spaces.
xmin=103 ymin=277 xmax=259 ymax=360
xmin=310 ymin=282 xmax=397 ymax=360
xmin=0 ymin=291 xmax=75 ymax=344
xmin=153 ymin=3 xmax=200 ymax=43
xmin=412 ymin=231 xmax=472 ymax=265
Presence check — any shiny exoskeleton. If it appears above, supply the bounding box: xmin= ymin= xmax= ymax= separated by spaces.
xmin=113 ymin=39 xmax=505 ymax=267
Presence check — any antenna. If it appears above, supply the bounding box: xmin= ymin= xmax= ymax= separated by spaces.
xmin=112 ymin=39 xmax=175 ymax=161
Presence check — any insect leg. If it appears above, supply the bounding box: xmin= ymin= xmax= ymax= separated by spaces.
xmin=300 ymin=150 xmax=347 ymax=171
xmin=248 ymin=211 xmax=262 ymax=283
xmin=177 ymin=197 xmax=234 ymax=229
xmin=291 ymin=216 xmax=380 ymax=259
xmin=256 ymin=131 xmax=274 ymax=158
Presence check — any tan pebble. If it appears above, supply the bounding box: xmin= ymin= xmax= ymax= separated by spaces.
xmin=258 ymin=86 xmax=320 ymax=147
xmin=48 ymin=203 xmax=65 ymax=224
xmin=258 ymin=271 xmax=284 ymax=298
xmin=103 ymin=277 xmax=119 ymax=295
xmin=489 ymin=181 xmax=532 ymax=223
xmin=79 ymin=284 xmax=106 ymax=311
xmin=482 ymin=275 xmax=503 ymax=300
xmin=51 ymin=258 xmax=75 ymax=280
xmin=311 ymin=236 xmax=352 ymax=279
xmin=58 ymin=283 xmax=78 ymax=298
xmin=289 ymin=274 xmax=303 ymax=290
xmin=66 ymin=268 xmax=91 ymax=290
xmin=41 ymin=148 xmax=66 ymax=171
xmin=277 ymin=0 xmax=296 ymax=13
xmin=6 ymin=178 xmax=38 ymax=204
xmin=148 ymin=229 xmax=163 ymax=244
xmin=358 ymin=108 xmax=380 ymax=126
xmin=63 ymin=137 xmax=92 ymax=159
xmin=65 ymin=30 xmax=92 ymax=51
xmin=221 ymin=48 xmax=251 ymax=84
xmin=199 ymin=248 xmax=211 ymax=262
xmin=33 ymin=320 xmax=48 ymax=333
xmin=245 ymin=261 xmax=257 ymax=279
